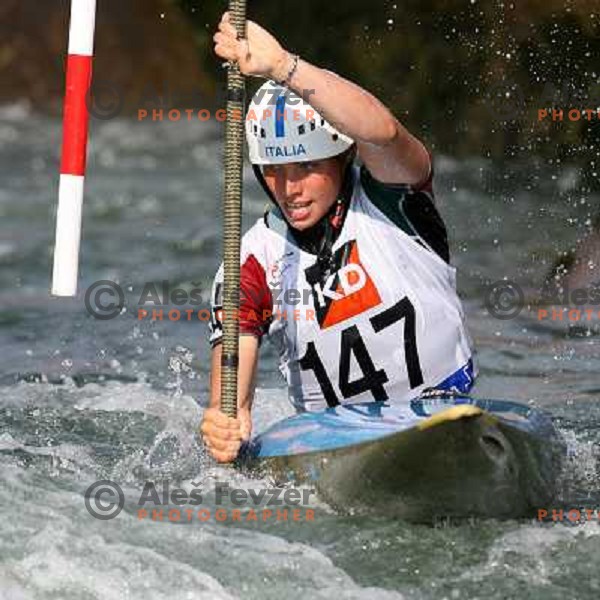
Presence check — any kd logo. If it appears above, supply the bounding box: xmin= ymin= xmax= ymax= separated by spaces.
xmin=306 ymin=240 xmax=381 ymax=329
xmin=312 ymin=263 xmax=368 ymax=306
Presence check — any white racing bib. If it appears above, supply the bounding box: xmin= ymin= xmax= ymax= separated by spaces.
xmin=210 ymin=165 xmax=475 ymax=412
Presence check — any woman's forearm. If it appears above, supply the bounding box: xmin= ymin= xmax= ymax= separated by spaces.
xmin=209 ymin=336 xmax=259 ymax=412
xmin=213 ymin=12 xmax=429 ymax=183
xmin=273 ymin=55 xmax=398 ymax=146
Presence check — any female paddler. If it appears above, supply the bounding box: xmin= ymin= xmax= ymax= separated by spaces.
xmin=201 ymin=12 xmax=476 ymax=462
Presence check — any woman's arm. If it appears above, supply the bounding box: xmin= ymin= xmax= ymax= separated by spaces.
xmin=201 ymin=335 xmax=259 ymax=463
xmin=214 ymin=12 xmax=431 ymax=186
xmin=209 ymin=336 xmax=259 ymax=412
xmin=273 ymin=60 xmax=430 ymax=187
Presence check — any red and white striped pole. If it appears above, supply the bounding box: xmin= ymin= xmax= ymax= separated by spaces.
xmin=51 ymin=0 xmax=97 ymax=297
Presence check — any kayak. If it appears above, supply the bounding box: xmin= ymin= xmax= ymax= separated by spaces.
xmin=237 ymin=394 xmax=566 ymax=521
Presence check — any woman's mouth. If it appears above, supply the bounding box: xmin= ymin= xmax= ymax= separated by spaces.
xmin=284 ymin=201 xmax=312 ymax=222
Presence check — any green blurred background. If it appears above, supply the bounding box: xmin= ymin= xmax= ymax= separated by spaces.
xmin=2 ymin=0 xmax=599 ymax=166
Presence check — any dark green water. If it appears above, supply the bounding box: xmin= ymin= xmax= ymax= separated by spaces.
xmin=1 ymin=106 xmax=599 ymax=599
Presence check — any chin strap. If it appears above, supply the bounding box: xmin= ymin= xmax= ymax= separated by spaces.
xmin=314 ymin=167 xmax=354 ymax=277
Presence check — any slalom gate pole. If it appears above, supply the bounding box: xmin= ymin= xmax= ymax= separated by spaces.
xmin=51 ymin=0 xmax=97 ymax=297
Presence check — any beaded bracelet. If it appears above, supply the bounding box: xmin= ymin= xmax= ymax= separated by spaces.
xmin=277 ymin=53 xmax=300 ymax=87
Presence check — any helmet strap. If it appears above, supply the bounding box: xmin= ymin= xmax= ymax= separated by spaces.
xmin=315 ymin=156 xmax=354 ymax=275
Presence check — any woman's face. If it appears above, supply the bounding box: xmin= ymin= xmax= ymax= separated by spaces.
xmin=262 ymin=157 xmax=343 ymax=230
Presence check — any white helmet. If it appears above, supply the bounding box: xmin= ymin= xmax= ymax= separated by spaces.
xmin=245 ymin=80 xmax=354 ymax=165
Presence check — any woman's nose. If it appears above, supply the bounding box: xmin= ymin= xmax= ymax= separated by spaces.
xmin=285 ymin=177 xmax=302 ymax=197
xmin=284 ymin=172 xmax=303 ymax=197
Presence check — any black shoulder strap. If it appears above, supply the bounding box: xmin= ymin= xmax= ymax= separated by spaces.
xmin=359 ymin=165 xmax=450 ymax=263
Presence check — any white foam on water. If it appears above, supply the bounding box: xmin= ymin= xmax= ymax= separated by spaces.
xmin=0 ymin=460 xmax=403 ymax=600
xmin=1 ymin=523 xmax=237 ymax=600
xmin=557 ymin=432 xmax=600 ymax=503
xmin=0 ymin=381 xmax=398 ymax=597
xmin=454 ymin=519 xmax=600 ymax=593
xmin=7 ymin=380 xmax=294 ymax=433
xmin=0 ymin=381 xmax=298 ymax=487
xmin=0 ymin=435 xmax=97 ymax=478
xmin=91 ymin=116 xmax=221 ymax=156
xmin=0 ymin=241 xmax=16 ymax=259
xmin=0 ymin=101 xmax=33 ymax=121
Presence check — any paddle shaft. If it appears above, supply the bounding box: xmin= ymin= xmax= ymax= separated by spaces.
xmin=220 ymin=1 xmax=247 ymax=419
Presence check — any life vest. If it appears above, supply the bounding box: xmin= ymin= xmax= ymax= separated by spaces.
xmin=209 ymin=164 xmax=476 ymax=412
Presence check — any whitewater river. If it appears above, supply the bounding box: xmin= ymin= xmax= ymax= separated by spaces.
xmin=1 ymin=104 xmax=599 ymax=599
